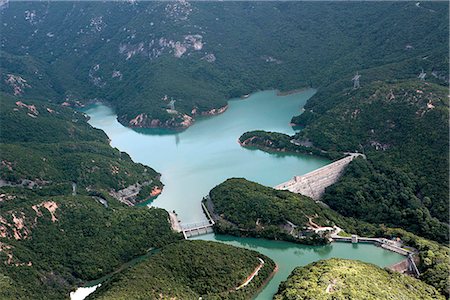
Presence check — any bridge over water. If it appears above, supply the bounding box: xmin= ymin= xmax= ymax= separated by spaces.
xmin=169 ymin=202 xmax=215 ymax=239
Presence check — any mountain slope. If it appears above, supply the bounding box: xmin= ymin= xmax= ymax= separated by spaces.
xmin=274 ymin=259 xmax=444 ymax=300
xmin=0 ymin=194 xmax=180 ymax=300
xmin=292 ymin=80 xmax=449 ymax=244
xmin=0 ymin=92 xmax=163 ymax=201
xmin=89 ymin=240 xmax=275 ymax=300
xmin=1 ymin=1 xmax=448 ymax=129
xmin=0 ymin=93 xmax=181 ymax=299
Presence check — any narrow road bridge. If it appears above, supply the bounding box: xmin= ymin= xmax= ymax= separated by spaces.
xmin=181 ymin=220 xmax=214 ymax=239
xmin=170 ymin=202 xmax=215 ymax=239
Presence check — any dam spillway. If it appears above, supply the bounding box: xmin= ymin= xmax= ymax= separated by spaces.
xmin=274 ymin=153 xmax=363 ymax=200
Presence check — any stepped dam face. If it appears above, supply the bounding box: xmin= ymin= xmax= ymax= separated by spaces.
xmin=274 ymin=154 xmax=362 ymax=200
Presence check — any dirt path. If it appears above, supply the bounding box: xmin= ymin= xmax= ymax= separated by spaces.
xmin=236 ymin=258 xmax=265 ymax=290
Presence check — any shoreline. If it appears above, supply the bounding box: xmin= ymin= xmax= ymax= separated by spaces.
xmin=276 ymin=87 xmax=310 ymax=96
xmin=114 ymin=87 xmax=311 ymax=131
xmin=237 ymin=137 xmax=332 ymax=160
xmin=253 ymin=263 xmax=279 ymax=299
xmin=124 ymin=104 xmax=229 ymax=131
xmin=81 ymin=86 xmax=313 ymax=132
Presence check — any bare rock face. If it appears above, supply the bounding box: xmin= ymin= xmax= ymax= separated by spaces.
xmin=129 ymin=113 xmax=147 ymax=127
xmin=127 ymin=112 xmax=194 ymax=130
xmin=0 ymin=201 xmax=59 ymax=240
xmin=5 ymin=74 xmax=30 ymax=95
xmin=200 ymin=105 xmax=228 ymax=116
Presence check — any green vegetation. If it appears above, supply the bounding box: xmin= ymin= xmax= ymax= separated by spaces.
xmin=378 ymin=228 xmax=450 ymax=297
xmin=208 ymin=178 xmax=380 ymax=245
xmin=1 ymin=1 xmax=448 ymax=298
xmin=274 ymin=258 xmax=444 ymax=300
xmin=89 ymin=240 xmax=275 ymax=300
xmin=209 ymin=178 xmax=449 ymax=297
xmin=292 ymin=81 xmax=449 ymax=244
xmin=0 ymin=194 xmax=180 ymax=300
xmin=239 ymin=130 xmax=342 ymax=160
xmin=1 ymin=2 xmax=447 ymax=128
xmin=0 ymin=93 xmax=181 ymax=299
xmin=0 ymin=92 xmax=162 ymax=198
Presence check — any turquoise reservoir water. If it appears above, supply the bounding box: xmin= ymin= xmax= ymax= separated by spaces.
xmin=192 ymin=234 xmax=404 ymax=299
xmin=84 ymin=89 xmax=329 ymax=223
xmin=84 ymin=90 xmax=404 ymax=299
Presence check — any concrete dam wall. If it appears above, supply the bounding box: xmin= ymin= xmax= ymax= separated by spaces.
xmin=275 ymin=154 xmax=362 ymax=200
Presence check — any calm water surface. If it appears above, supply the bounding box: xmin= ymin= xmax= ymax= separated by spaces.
xmin=84 ymin=90 xmax=404 ymax=299
xmin=193 ymin=234 xmax=404 ymax=300
xmin=85 ymin=89 xmax=328 ymax=222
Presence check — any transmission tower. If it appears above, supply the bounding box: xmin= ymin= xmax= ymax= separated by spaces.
xmin=418 ymin=69 xmax=426 ymax=81
xmin=352 ymin=72 xmax=361 ymax=89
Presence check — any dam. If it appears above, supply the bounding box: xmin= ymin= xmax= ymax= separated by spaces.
xmin=274 ymin=153 xmax=363 ymax=199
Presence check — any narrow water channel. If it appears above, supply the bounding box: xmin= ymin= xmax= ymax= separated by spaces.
xmin=84 ymin=90 xmax=404 ymax=299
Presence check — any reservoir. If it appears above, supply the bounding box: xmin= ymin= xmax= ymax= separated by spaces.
xmin=84 ymin=90 xmax=404 ymax=299
xmin=84 ymin=89 xmax=328 ymax=223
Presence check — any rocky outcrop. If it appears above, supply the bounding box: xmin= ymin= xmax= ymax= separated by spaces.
xmin=125 ymin=104 xmax=227 ymax=130
xmin=5 ymin=74 xmax=30 ymax=95
xmin=200 ymin=105 xmax=228 ymax=116
xmin=150 ymin=186 xmax=162 ymax=197
xmin=126 ymin=112 xmax=194 ymax=129
xmin=15 ymin=101 xmax=38 ymax=116
xmin=0 ymin=201 xmax=58 ymax=240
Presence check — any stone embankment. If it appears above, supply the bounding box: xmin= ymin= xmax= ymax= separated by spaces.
xmin=274 ymin=153 xmax=363 ymax=200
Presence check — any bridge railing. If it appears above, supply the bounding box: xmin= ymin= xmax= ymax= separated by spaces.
xmin=181 ymin=221 xmax=212 ymax=230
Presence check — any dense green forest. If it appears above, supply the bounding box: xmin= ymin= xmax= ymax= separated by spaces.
xmin=89 ymin=240 xmax=275 ymax=300
xmin=274 ymin=259 xmax=444 ymax=300
xmin=1 ymin=1 xmax=448 ymax=128
xmin=292 ymin=81 xmax=449 ymax=244
xmin=209 ymin=178 xmax=382 ymax=244
xmin=378 ymin=228 xmax=450 ymax=297
xmin=209 ymin=178 xmax=450 ymax=297
xmin=0 ymin=194 xmax=180 ymax=299
xmin=239 ymin=130 xmax=342 ymax=160
xmin=1 ymin=1 xmax=449 ymax=299
xmin=0 ymin=92 xmax=162 ymax=197
xmin=0 ymin=93 xmax=182 ymax=299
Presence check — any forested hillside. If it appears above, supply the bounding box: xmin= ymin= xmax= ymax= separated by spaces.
xmin=0 ymin=93 xmax=181 ymax=299
xmin=291 ymin=80 xmax=449 ymax=244
xmin=1 ymin=1 xmax=447 ymax=129
xmin=209 ymin=178 xmax=380 ymax=244
xmin=0 ymin=194 xmax=180 ymax=299
xmin=1 ymin=1 xmax=449 ymax=299
xmin=89 ymin=240 xmax=276 ymax=300
xmin=209 ymin=178 xmax=450 ymax=297
xmin=274 ymin=259 xmax=444 ymax=300
xmin=0 ymin=92 xmax=163 ymax=200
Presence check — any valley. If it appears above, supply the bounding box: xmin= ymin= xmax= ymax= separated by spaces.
xmin=0 ymin=1 xmax=448 ymax=299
